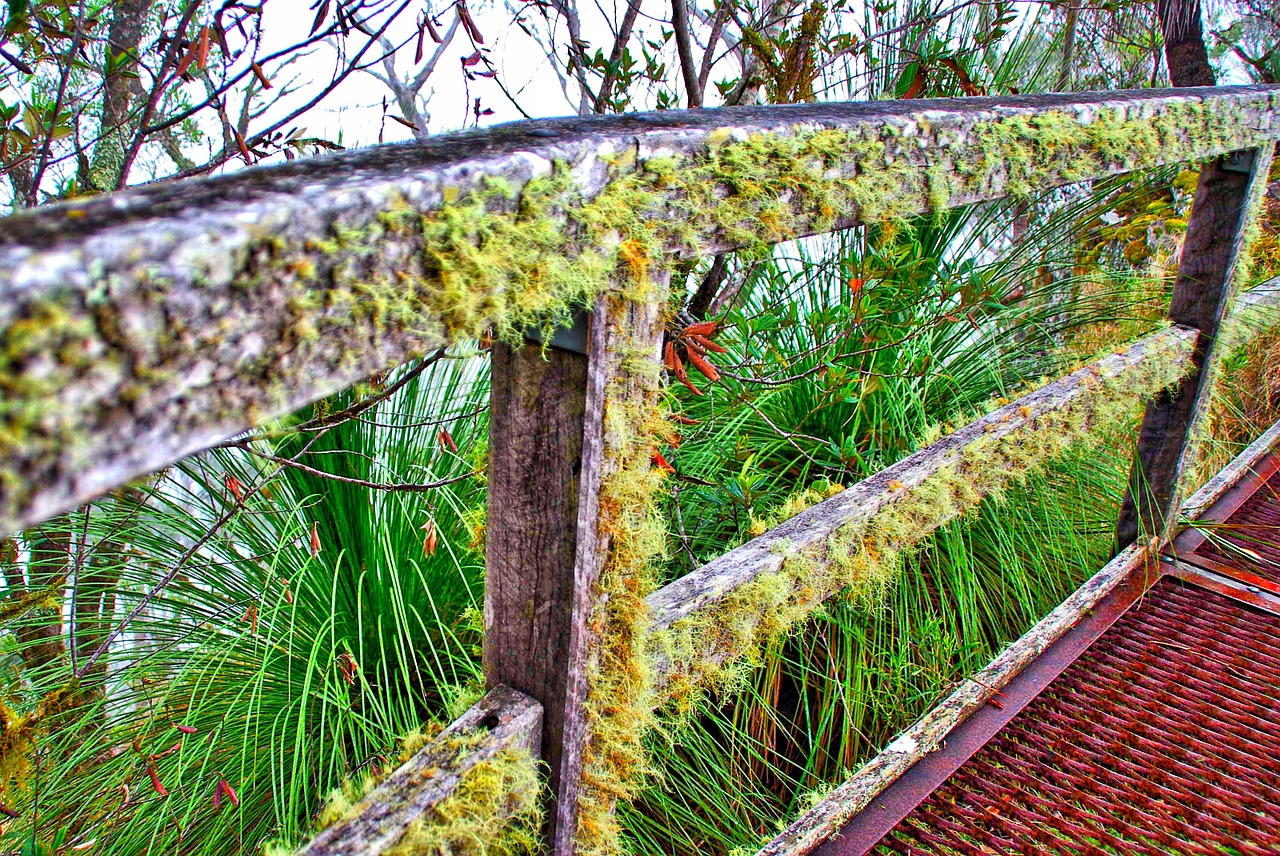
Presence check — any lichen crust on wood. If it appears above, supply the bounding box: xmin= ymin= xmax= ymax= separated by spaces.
xmin=649 ymin=325 xmax=1197 ymax=699
xmin=297 ymin=685 xmax=543 ymax=856
xmin=3 ymin=86 xmax=1279 ymax=534
xmin=752 ymin=543 xmax=1156 ymax=856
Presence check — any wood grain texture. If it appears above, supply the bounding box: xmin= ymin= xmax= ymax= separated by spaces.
xmin=485 ymin=279 xmax=666 ymax=856
xmin=298 ymin=685 xmax=542 ymax=856
xmin=1117 ymin=143 xmax=1277 ymax=547
xmin=4 ymin=87 xmax=1280 ymax=535
xmin=486 ymin=339 xmax=591 ymax=841
xmin=753 ymin=544 xmax=1153 ymax=856
xmin=646 ymin=326 xmax=1197 ymax=631
xmin=1219 ymin=274 xmax=1280 ymax=354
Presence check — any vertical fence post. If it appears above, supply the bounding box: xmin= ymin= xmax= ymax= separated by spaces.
xmin=1117 ymin=143 xmax=1276 ymax=548
xmin=485 ymin=279 xmax=667 ymax=855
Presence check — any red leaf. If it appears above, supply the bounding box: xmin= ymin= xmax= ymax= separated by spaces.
xmin=424 ymin=15 xmax=443 ymax=43
xmin=438 ymin=429 xmax=457 ymax=453
xmin=225 ymin=475 xmax=244 ymax=503
xmin=196 ymin=26 xmax=210 ymax=70
xmin=218 ymin=778 xmax=240 ymax=808
xmin=148 ymin=765 xmax=168 ymax=797
xmin=175 ymin=724 xmax=198 ymax=735
xmin=462 ymin=50 xmax=482 ymax=67
xmin=421 ymin=519 xmax=439 ymax=557
xmin=457 ymin=2 xmax=484 ymax=43
xmin=903 ymin=66 xmax=927 ymax=99
xmin=682 ymin=320 xmax=718 ymax=337
xmin=652 ymin=452 xmax=676 ymax=474
xmin=309 ymin=522 xmax=321 ymax=557
xmin=686 ymin=350 xmax=721 ymax=383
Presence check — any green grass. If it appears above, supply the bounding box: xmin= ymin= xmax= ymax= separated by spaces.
xmin=1 ymin=354 xmax=491 ymax=856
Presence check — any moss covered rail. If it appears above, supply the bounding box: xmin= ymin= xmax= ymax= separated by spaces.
xmin=2 ymin=85 xmax=1278 ymax=536
xmin=2 ymin=83 xmax=1279 ymax=856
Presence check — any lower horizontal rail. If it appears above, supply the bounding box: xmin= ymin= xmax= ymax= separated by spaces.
xmin=647 ymin=325 xmax=1197 ymax=633
xmin=298 ymin=685 xmax=542 ymax=856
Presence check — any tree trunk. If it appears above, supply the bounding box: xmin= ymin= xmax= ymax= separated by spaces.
xmin=89 ymin=0 xmax=152 ymax=190
xmin=1156 ymin=0 xmax=1214 ymax=86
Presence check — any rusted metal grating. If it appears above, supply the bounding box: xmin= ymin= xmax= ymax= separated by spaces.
xmin=1183 ymin=463 xmax=1280 ymax=585
xmin=863 ymin=577 xmax=1280 ymax=855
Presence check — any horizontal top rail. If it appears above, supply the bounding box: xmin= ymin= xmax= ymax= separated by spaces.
xmin=1 ymin=85 xmax=1278 ymax=535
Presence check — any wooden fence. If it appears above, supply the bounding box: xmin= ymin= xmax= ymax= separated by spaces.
xmin=2 ymin=84 xmax=1278 ymax=856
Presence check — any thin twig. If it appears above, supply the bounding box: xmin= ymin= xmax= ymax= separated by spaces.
xmin=114 ymin=0 xmax=204 ymax=189
xmin=212 ymin=349 xmax=444 ymax=447
xmin=27 ymin=0 xmax=89 ymax=205
xmin=240 ymin=448 xmax=479 ymax=493
xmin=74 ymin=428 xmax=327 ymax=678
xmin=592 ymin=0 xmax=644 ymax=112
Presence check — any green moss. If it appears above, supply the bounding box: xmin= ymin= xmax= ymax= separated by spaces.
xmin=388 ymin=746 xmax=543 ymax=856
xmin=309 ymin=728 xmax=543 ymax=856
xmin=574 ymin=292 xmax=675 ymax=856
xmin=0 ymin=679 xmax=91 ymax=800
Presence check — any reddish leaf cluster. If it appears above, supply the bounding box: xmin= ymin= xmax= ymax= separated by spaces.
xmin=664 ymin=320 xmax=727 ymax=395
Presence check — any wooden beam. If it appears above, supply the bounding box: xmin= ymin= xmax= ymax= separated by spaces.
xmin=1218 ymin=274 xmax=1280 ymax=355
xmin=646 ymin=326 xmax=1197 ymax=633
xmin=485 ymin=283 xmax=665 ymax=855
xmin=298 ymin=685 xmax=542 ymax=856
xmin=1179 ymin=415 xmax=1280 ymax=522
xmin=3 ymin=87 xmax=1279 ymax=535
xmin=1116 ymin=143 xmax=1277 ymax=548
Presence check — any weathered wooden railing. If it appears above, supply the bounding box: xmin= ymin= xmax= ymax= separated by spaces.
xmin=2 ymin=85 xmax=1278 ymax=856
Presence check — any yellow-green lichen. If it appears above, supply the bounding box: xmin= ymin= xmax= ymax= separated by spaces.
xmin=573 ymin=290 xmax=676 ymax=856
xmin=2 ymin=96 xmax=1270 ymax=530
xmin=387 ymin=746 xmax=543 ymax=856
xmin=308 ymin=727 xmax=542 ymax=856
xmin=657 ymin=332 xmax=1193 ymax=700
xmin=0 ymin=679 xmax=91 ymax=801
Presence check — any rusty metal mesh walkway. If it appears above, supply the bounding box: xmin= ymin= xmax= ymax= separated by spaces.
xmin=820 ymin=454 xmax=1280 ymax=856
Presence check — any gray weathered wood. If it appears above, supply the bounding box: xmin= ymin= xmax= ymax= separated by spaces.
xmin=1117 ymin=143 xmax=1277 ymax=547
xmin=485 ymin=281 xmax=666 ymax=856
xmin=486 ymin=338 xmax=590 ymax=849
xmin=1218 ymin=274 xmax=1280 ymax=354
xmin=299 ymin=685 xmax=542 ymax=856
xmin=3 ymin=86 xmax=1279 ymax=536
xmin=753 ymin=544 xmax=1153 ymax=856
xmin=646 ymin=325 xmax=1197 ymax=631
